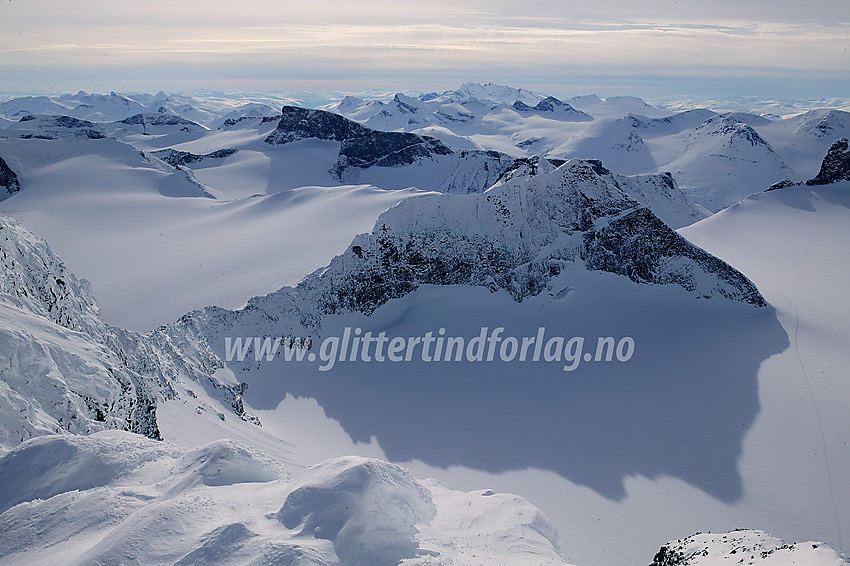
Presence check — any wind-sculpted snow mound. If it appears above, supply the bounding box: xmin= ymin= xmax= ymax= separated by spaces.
xmin=0 ymin=432 xmax=178 ymax=514
xmin=277 ymin=456 xmax=437 ymax=566
xmin=0 ymin=433 xmax=571 ymax=565
xmin=171 ymin=439 xmax=289 ymax=491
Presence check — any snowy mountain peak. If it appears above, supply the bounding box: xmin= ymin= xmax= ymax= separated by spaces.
xmin=449 ymin=82 xmax=545 ymax=105
xmin=695 ymin=114 xmax=773 ymax=149
xmin=220 ymin=158 xmax=760 ymax=330
xmin=791 ymin=108 xmax=850 ymax=139
xmin=513 ymin=96 xmax=594 ymax=121
xmin=567 ymin=94 xmax=670 ymax=118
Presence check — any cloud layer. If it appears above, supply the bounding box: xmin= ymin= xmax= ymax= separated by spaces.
xmin=1 ymin=0 xmax=848 ymax=97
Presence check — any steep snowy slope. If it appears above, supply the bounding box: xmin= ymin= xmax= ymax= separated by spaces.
xmin=0 ymin=216 xmax=270 ymax=449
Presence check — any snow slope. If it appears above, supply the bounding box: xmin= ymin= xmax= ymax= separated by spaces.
xmin=0 ymin=136 xmax=427 ymax=330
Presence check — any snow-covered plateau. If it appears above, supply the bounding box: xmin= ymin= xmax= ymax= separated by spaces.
xmin=0 ymin=84 xmax=848 ymax=566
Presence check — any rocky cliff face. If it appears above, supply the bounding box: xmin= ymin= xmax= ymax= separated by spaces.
xmin=807 ymin=138 xmax=850 ymax=185
xmin=0 ymin=156 xmax=20 ymax=196
xmin=0 ymin=217 xmax=258 ymax=449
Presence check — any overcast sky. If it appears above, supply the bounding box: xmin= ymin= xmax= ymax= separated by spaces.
xmin=1 ymin=0 xmax=847 ymax=99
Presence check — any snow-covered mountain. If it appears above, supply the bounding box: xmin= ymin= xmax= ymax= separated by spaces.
xmin=548 ymin=117 xmax=657 ymax=175
xmin=3 ymin=85 xmax=849 ymax=212
xmin=2 ymin=86 xmax=850 ymax=566
xmin=566 ymin=93 xmax=672 ymax=118
xmin=658 ymin=114 xmax=794 ymax=210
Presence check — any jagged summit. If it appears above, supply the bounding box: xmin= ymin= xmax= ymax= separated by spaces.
xmin=513 ymin=96 xmax=594 ymax=121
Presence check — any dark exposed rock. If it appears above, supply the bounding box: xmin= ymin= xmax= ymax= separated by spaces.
xmin=266 ymin=106 xmax=521 ymax=191
xmin=766 ymin=179 xmax=798 ymax=191
xmin=649 ymin=545 xmax=686 ymax=566
xmin=334 ymin=131 xmax=452 ymax=173
xmin=581 ymin=208 xmax=766 ymax=306
xmin=265 ymin=106 xmax=372 ymax=144
xmin=807 ymin=137 xmax=850 ymax=185
xmin=119 ymin=114 xmax=201 ymax=127
xmin=513 ymin=97 xmax=593 ymax=120
xmin=12 ymin=115 xmax=105 ymax=139
xmin=152 ymin=148 xmax=238 ymax=167
xmin=0 ymin=156 xmax=21 ymax=195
